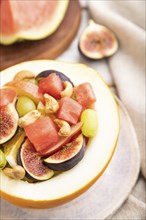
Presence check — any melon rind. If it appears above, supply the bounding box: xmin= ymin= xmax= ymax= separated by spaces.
xmin=0 ymin=1 xmax=69 ymax=45
xmin=0 ymin=60 xmax=120 ymax=208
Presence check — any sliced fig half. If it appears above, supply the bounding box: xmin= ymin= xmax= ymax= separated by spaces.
xmin=17 ymin=138 xmax=54 ymax=181
xmin=36 ymin=70 xmax=74 ymax=87
xmin=79 ymin=20 xmax=118 ymax=59
xmin=0 ymin=103 xmax=19 ymax=144
xmin=44 ymin=134 xmax=85 ymax=171
xmin=0 ymin=88 xmax=17 ymax=107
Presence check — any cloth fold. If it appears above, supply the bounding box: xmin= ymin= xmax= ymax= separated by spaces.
xmin=88 ymin=0 xmax=145 ymax=219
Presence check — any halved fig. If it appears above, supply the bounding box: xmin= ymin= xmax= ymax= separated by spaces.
xmin=39 ymin=122 xmax=83 ymax=156
xmin=17 ymin=138 xmax=54 ymax=181
xmin=79 ymin=20 xmax=118 ymax=59
xmin=0 ymin=103 xmax=19 ymax=144
xmin=44 ymin=134 xmax=85 ymax=171
xmin=36 ymin=70 xmax=74 ymax=87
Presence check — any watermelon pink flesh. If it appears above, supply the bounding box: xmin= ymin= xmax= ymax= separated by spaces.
xmin=0 ymin=0 xmax=58 ymax=35
xmin=0 ymin=0 xmax=15 ymax=35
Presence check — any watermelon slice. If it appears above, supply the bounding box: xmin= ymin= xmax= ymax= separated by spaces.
xmin=0 ymin=0 xmax=69 ymax=45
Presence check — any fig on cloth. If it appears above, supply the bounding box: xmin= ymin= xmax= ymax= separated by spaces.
xmin=79 ymin=20 xmax=118 ymax=59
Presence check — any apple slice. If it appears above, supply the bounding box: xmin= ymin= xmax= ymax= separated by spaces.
xmin=5 ymin=80 xmax=44 ymax=104
xmin=39 ymin=122 xmax=83 ymax=157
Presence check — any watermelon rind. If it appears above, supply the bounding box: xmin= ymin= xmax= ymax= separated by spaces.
xmin=0 ymin=1 xmax=69 ymax=45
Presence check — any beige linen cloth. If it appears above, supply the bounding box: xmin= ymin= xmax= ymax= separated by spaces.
xmin=87 ymin=0 xmax=145 ymax=219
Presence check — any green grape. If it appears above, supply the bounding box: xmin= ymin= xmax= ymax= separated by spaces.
xmin=16 ymin=96 xmax=36 ymax=117
xmin=81 ymin=109 xmax=98 ymax=138
xmin=24 ymin=78 xmax=38 ymax=85
xmin=0 ymin=150 xmax=7 ymax=170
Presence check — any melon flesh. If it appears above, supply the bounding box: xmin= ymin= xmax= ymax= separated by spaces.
xmin=0 ymin=0 xmax=69 ymax=45
xmin=0 ymin=60 xmax=120 ymax=208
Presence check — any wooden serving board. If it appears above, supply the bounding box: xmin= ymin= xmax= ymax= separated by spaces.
xmin=0 ymin=0 xmax=81 ymax=71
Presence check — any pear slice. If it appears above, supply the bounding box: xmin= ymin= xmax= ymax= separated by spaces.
xmin=0 ymin=60 xmax=119 ymax=209
xmin=3 ymin=132 xmax=25 ymax=168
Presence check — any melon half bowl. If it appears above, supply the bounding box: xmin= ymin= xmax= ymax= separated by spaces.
xmin=0 ymin=60 xmax=120 ymax=209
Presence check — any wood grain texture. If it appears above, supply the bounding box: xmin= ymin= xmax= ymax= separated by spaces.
xmin=0 ymin=0 xmax=81 ymax=70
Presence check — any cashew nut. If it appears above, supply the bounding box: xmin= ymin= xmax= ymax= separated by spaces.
xmin=37 ymin=102 xmax=45 ymax=116
xmin=18 ymin=110 xmax=41 ymax=127
xmin=13 ymin=70 xmax=35 ymax=81
xmin=61 ymin=81 xmax=73 ymax=98
xmin=3 ymin=165 xmax=25 ymax=180
xmin=54 ymin=119 xmax=71 ymax=136
xmin=44 ymin=94 xmax=59 ymax=114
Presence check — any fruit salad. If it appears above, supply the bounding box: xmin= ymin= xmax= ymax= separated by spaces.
xmin=0 ymin=70 xmax=98 ymax=182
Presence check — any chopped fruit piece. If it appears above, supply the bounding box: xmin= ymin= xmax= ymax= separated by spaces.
xmin=5 ymin=80 xmax=44 ymax=104
xmin=3 ymin=132 xmax=25 ymax=167
xmin=0 ymin=103 xmax=19 ymax=144
xmin=44 ymin=134 xmax=85 ymax=171
xmin=0 ymin=150 xmax=7 ymax=170
xmin=39 ymin=122 xmax=83 ymax=156
xmin=73 ymin=82 xmax=96 ymax=108
xmin=18 ymin=138 xmax=54 ymax=181
xmin=39 ymin=73 xmax=64 ymax=99
xmin=36 ymin=70 xmax=74 ymax=87
xmin=81 ymin=109 xmax=98 ymax=137
xmin=24 ymin=116 xmax=59 ymax=152
xmin=16 ymin=96 xmax=36 ymax=117
xmin=57 ymin=97 xmax=82 ymax=125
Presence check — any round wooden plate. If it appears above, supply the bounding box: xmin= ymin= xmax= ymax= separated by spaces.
xmin=0 ymin=0 xmax=81 ymax=71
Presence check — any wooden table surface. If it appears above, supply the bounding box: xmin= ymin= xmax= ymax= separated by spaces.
xmin=0 ymin=0 xmax=81 ymax=71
